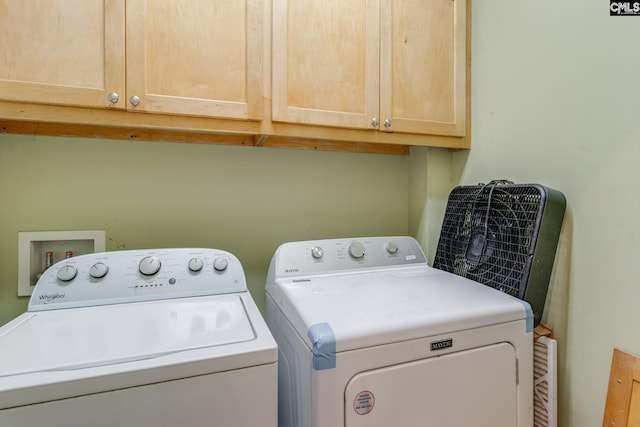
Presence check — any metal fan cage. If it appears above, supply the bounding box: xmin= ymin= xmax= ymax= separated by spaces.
xmin=434 ymin=181 xmax=547 ymax=299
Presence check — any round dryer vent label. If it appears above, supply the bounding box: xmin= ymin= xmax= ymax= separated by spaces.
xmin=353 ymin=390 xmax=375 ymax=415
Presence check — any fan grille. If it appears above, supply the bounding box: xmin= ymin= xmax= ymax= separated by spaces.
xmin=433 ymin=183 xmax=545 ymax=299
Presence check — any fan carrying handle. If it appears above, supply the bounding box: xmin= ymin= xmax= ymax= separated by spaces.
xmin=480 ymin=179 xmax=514 ymax=186
xmin=467 ymin=180 xmax=513 ymax=267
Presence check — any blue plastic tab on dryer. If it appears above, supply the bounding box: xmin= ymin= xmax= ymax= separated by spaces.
xmin=307 ymin=323 xmax=336 ymax=370
xmin=511 ymin=297 xmax=534 ymax=333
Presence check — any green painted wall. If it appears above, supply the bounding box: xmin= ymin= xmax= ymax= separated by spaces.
xmin=417 ymin=0 xmax=639 ymax=425
xmin=0 ymin=134 xmax=409 ymax=325
xmin=408 ymin=146 xmax=457 ymax=265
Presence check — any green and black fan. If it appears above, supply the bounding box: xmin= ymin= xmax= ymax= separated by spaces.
xmin=433 ymin=180 xmax=566 ymax=327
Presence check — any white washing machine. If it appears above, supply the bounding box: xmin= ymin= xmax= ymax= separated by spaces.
xmin=0 ymin=248 xmax=277 ymax=427
xmin=266 ymin=236 xmax=533 ymax=427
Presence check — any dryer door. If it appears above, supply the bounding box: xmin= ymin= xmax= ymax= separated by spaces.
xmin=345 ymin=343 xmax=517 ymax=427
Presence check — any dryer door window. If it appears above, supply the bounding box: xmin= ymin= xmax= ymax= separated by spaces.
xmin=344 ymin=342 xmax=518 ymax=427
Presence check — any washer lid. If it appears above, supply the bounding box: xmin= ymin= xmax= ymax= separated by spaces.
xmin=0 ymin=294 xmax=255 ymax=378
xmin=267 ymin=265 xmax=529 ymax=353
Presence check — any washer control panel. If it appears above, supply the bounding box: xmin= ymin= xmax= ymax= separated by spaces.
xmin=270 ymin=236 xmax=428 ymax=279
xmin=29 ymin=248 xmax=246 ymax=311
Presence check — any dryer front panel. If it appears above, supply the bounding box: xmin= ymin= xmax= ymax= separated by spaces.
xmin=345 ymin=343 xmax=517 ymax=427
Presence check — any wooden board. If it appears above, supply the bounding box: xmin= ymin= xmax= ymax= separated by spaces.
xmin=603 ymin=348 xmax=640 ymax=427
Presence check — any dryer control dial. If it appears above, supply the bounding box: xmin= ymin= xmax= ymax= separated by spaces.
xmin=386 ymin=242 xmax=399 ymax=254
xmin=311 ymin=246 xmax=324 ymax=259
xmin=348 ymin=241 xmax=366 ymax=259
xmin=139 ymin=256 xmax=161 ymax=276
xmin=271 ymin=237 xmax=428 ymax=278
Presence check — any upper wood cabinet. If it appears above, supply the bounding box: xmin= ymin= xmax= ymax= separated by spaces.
xmin=0 ymin=0 xmax=126 ymax=109
xmin=272 ymin=0 xmax=466 ymax=136
xmin=126 ymin=0 xmax=263 ymax=119
xmin=0 ymin=0 xmax=469 ymax=151
xmin=0 ymin=0 xmax=263 ymax=120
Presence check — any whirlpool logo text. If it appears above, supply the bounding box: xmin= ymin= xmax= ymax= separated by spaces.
xmin=39 ymin=293 xmax=66 ymax=302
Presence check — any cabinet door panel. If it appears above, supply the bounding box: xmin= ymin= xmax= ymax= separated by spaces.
xmin=0 ymin=0 xmax=125 ymax=109
xmin=380 ymin=0 xmax=466 ymax=136
xmin=272 ymin=0 xmax=379 ymax=129
xmin=126 ymin=0 xmax=262 ymax=119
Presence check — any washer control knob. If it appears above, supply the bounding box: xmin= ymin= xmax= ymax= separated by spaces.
xmin=311 ymin=246 xmax=324 ymax=259
xmin=57 ymin=264 xmax=78 ymax=282
xmin=89 ymin=262 xmax=109 ymax=279
xmin=139 ymin=256 xmax=161 ymax=276
xmin=188 ymin=257 xmax=204 ymax=272
xmin=213 ymin=257 xmax=228 ymax=272
xmin=386 ymin=242 xmax=399 ymax=254
xmin=348 ymin=241 xmax=366 ymax=259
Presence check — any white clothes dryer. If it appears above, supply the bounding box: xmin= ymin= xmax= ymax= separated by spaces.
xmin=0 ymin=248 xmax=277 ymax=427
xmin=266 ymin=236 xmax=533 ymax=427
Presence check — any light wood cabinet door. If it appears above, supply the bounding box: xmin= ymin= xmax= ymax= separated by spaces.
xmin=380 ymin=0 xmax=466 ymax=136
xmin=272 ymin=0 xmax=380 ymax=129
xmin=272 ymin=0 xmax=466 ymax=137
xmin=0 ymin=0 xmax=125 ymax=109
xmin=126 ymin=0 xmax=263 ymax=120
